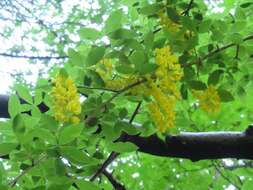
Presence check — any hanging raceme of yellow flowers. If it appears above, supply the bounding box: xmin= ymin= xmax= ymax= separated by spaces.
xmin=192 ymin=85 xmax=221 ymax=114
xmin=96 ymin=48 xmax=183 ymax=133
xmin=147 ymin=46 xmax=183 ymax=133
xmin=148 ymin=82 xmax=177 ymax=132
xmin=51 ymin=73 xmax=81 ymax=124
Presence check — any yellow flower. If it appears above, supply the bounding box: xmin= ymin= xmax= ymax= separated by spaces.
xmin=193 ymin=85 xmax=221 ymax=113
xmin=51 ymin=73 xmax=81 ymax=124
xmin=154 ymin=46 xmax=183 ymax=98
xmin=146 ymin=46 xmax=183 ymax=132
xmin=70 ymin=116 xmax=80 ymax=124
xmin=157 ymin=10 xmax=180 ymax=33
xmin=147 ymin=82 xmax=177 ymax=132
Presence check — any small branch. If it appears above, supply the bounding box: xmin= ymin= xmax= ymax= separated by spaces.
xmin=235 ymin=45 xmax=240 ymax=60
xmin=129 ymin=101 xmax=142 ymax=124
xmin=90 ymin=152 xmax=119 ymax=182
xmin=0 ymin=53 xmax=68 ymax=60
xmin=8 ymin=154 xmax=46 ymax=187
xmin=187 ymin=33 xmax=253 ymax=66
xmin=222 ymin=161 xmax=253 ymax=170
xmin=103 ymin=170 xmax=126 ymax=190
xmin=181 ymin=0 xmax=194 ymax=16
xmin=212 ymin=161 xmax=241 ymax=189
xmin=105 ymin=79 xmax=146 ymax=104
xmin=77 ymin=85 xmax=119 ymax=93
xmin=89 ymin=102 xmax=143 ymax=181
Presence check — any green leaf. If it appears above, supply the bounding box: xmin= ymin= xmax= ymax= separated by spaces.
xmin=34 ymin=89 xmax=43 ymax=105
xmin=109 ymin=28 xmax=137 ymax=40
xmin=139 ymin=63 xmax=158 ymax=75
xmin=76 ymin=180 xmax=100 ymax=190
xmin=87 ymin=70 xmax=105 ymax=87
xmin=130 ymin=50 xmax=146 ymax=71
xmin=86 ymin=46 xmax=106 ymax=66
xmin=139 ymin=4 xmax=162 ymax=15
xmin=229 ymin=33 xmax=243 ymax=44
xmin=117 ymin=121 xmax=138 ymax=135
xmin=39 ymin=115 xmax=58 ymax=132
xmin=183 ymin=67 xmax=195 ymax=80
xmin=116 ymin=65 xmax=135 ymax=74
xmin=208 ymin=69 xmax=224 ymax=85
xmin=124 ymin=39 xmax=144 ymax=50
xmin=189 ymin=80 xmax=207 ymax=90
xmin=143 ymin=31 xmax=154 ymax=50
xmin=0 ymin=143 xmax=18 ymax=156
xmin=8 ymin=95 xmax=20 ymax=118
xmin=79 ymin=27 xmax=101 ymax=40
xmin=105 ymin=10 xmax=123 ymax=33
xmin=119 ymin=108 xmax=128 ymax=119
xmin=240 ymin=2 xmax=253 ymax=8
xmin=180 ymin=83 xmax=188 ymax=99
xmin=59 ymin=124 xmax=83 ymax=145
xmin=166 ymin=7 xmax=180 ymax=23
xmin=60 ymin=146 xmax=99 ymax=165
xmin=218 ymin=89 xmax=234 ymax=102
xmin=242 ymin=179 xmax=252 ymax=190
xmin=12 ymin=114 xmax=25 ymax=135
xmin=24 ymin=128 xmax=56 ymax=145
xmin=107 ymin=142 xmax=138 ymax=153
xmin=59 ymin=68 xmax=69 ymax=78
xmin=0 ymin=185 xmax=8 ymax=190
xmin=15 ymin=85 xmax=33 ymax=104
xmin=68 ymin=48 xmax=85 ymax=66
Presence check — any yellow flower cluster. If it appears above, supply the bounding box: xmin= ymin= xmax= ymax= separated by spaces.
xmin=96 ymin=59 xmax=113 ymax=78
xmin=155 ymin=46 xmax=183 ymax=98
xmin=147 ymin=47 xmax=183 ymax=132
xmin=51 ymin=73 xmax=81 ymax=124
xmin=95 ymin=48 xmax=183 ymax=133
xmin=193 ymin=85 xmax=221 ymax=114
xmin=157 ymin=9 xmax=180 ymax=33
xmin=148 ymin=83 xmax=176 ymax=132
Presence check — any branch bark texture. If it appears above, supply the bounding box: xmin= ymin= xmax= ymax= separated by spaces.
xmin=0 ymin=94 xmax=253 ymax=161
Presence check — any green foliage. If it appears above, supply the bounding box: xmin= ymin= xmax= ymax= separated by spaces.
xmin=0 ymin=0 xmax=253 ymax=189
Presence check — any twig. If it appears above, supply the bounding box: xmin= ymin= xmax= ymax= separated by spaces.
xmin=129 ymin=101 xmax=142 ymax=124
xmin=181 ymin=0 xmax=194 ymax=16
xmin=90 ymin=102 xmax=143 ymax=181
xmin=0 ymin=53 xmax=68 ymax=60
xmin=8 ymin=154 xmax=47 ymax=187
xmin=187 ymin=33 xmax=253 ymax=66
xmin=235 ymin=45 xmax=240 ymax=60
xmin=103 ymin=170 xmax=126 ymax=190
xmin=104 ymin=79 xmax=146 ymax=105
xmin=77 ymin=85 xmax=119 ymax=93
xmin=90 ymin=152 xmax=119 ymax=182
xmin=212 ymin=161 xmax=241 ymax=190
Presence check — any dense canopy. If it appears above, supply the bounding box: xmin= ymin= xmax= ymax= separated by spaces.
xmin=0 ymin=0 xmax=253 ymax=189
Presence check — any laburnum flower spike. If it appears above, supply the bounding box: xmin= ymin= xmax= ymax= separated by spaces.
xmin=51 ymin=71 xmax=81 ymax=124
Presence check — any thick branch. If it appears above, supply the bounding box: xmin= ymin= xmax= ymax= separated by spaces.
xmin=125 ymin=132 xmax=253 ymax=161
xmin=0 ymin=53 xmax=68 ymax=60
xmin=1 ymin=94 xmax=253 ymax=161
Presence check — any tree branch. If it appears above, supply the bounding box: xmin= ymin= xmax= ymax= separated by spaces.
xmin=181 ymin=0 xmax=194 ymax=16
xmin=8 ymin=154 xmax=47 ymax=187
xmin=90 ymin=102 xmax=142 ymax=181
xmin=187 ymin=33 xmax=253 ymax=66
xmin=103 ymin=170 xmax=126 ymax=190
xmin=1 ymin=94 xmax=253 ymax=161
xmin=0 ymin=53 xmax=68 ymax=60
